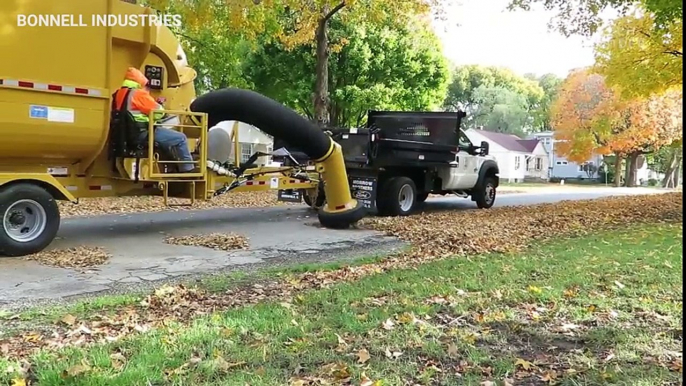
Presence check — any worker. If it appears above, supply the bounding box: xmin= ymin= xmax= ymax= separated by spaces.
xmin=113 ymin=67 xmax=195 ymax=172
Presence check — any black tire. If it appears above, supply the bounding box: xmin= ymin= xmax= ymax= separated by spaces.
xmin=474 ymin=176 xmax=497 ymax=209
xmin=302 ymin=181 xmax=326 ymax=210
xmin=416 ymin=192 xmax=429 ymax=203
xmin=0 ymin=183 xmax=60 ymax=257
xmin=376 ymin=176 xmax=417 ymax=216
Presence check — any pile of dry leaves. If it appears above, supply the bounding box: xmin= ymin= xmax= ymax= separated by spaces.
xmin=164 ymin=233 xmax=249 ymax=251
xmin=58 ymin=191 xmax=295 ymax=218
xmin=23 ymin=246 xmax=111 ymax=270
xmin=1 ymin=193 xmax=682 ymax=364
xmin=361 ymin=192 xmax=683 ymax=258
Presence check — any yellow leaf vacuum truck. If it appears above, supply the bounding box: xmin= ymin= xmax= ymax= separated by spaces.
xmin=0 ymin=0 xmax=366 ymax=257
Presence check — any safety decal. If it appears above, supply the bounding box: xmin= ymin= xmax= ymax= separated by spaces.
xmin=29 ymin=105 xmax=48 ymax=119
xmin=47 ymin=107 xmax=75 ymax=123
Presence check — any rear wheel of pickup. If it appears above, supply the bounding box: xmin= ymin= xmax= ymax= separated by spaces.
xmin=0 ymin=183 xmax=60 ymax=257
xmin=377 ymin=176 xmax=417 ymax=216
xmin=474 ymin=176 xmax=497 ymax=209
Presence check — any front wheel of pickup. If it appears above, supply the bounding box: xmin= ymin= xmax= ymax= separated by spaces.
xmin=377 ymin=177 xmax=417 ymax=216
xmin=474 ymin=176 xmax=497 ymax=209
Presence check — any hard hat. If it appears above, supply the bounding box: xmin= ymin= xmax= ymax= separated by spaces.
xmin=125 ymin=67 xmax=149 ymax=87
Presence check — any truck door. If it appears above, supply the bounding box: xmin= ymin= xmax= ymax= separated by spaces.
xmin=456 ymin=132 xmax=479 ymax=189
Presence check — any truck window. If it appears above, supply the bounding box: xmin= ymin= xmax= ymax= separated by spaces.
xmin=458 ymin=131 xmax=472 ymax=149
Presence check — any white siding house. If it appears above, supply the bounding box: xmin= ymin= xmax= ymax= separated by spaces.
xmin=527 ymin=131 xmax=603 ymax=180
xmin=465 ymin=128 xmax=532 ymax=183
xmin=524 ymin=140 xmax=549 ymax=181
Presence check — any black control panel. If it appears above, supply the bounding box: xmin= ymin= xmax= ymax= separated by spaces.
xmin=144 ymin=65 xmax=164 ymax=90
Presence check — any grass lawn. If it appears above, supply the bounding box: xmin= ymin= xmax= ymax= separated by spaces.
xmin=1 ymin=221 xmax=681 ymax=386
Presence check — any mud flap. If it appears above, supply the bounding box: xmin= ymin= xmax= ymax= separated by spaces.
xmin=350 ymin=175 xmax=377 ymax=212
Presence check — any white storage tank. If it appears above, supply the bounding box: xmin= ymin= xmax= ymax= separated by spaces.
xmin=207 ymin=120 xmax=274 ymax=166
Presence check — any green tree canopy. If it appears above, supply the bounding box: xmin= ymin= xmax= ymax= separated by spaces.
xmin=442 ymin=65 xmax=545 ymax=133
xmin=471 ymin=85 xmax=530 ymax=136
xmin=244 ymin=18 xmax=450 ymax=127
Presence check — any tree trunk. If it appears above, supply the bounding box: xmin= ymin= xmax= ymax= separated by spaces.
xmin=313 ymin=20 xmax=329 ymax=125
xmin=626 ymin=152 xmax=640 ymax=187
xmin=672 ymin=152 xmax=682 ymax=188
xmin=661 ymin=148 xmax=680 ymax=188
xmin=614 ymin=155 xmax=622 ymax=187
xmin=312 ymin=2 xmax=345 ymax=125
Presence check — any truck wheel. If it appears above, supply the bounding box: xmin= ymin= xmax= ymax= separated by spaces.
xmin=378 ymin=177 xmax=417 ymax=216
xmin=303 ymin=182 xmax=326 ymax=210
xmin=0 ymin=183 xmax=60 ymax=257
xmin=474 ymin=177 xmax=497 ymax=209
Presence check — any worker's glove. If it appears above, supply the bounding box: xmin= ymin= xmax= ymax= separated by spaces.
xmin=156 ymin=97 xmax=167 ymax=105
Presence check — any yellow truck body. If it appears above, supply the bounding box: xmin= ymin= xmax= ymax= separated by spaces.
xmin=0 ymin=0 xmax=365 ymax=257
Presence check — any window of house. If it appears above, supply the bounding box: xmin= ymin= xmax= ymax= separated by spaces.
xmin=514 ymin=156 xmax=521 ymax=170
xmin=536 ymin=157 xmax=542 ymax=170
xmin=241 ymin=143 xmax=254 ymax=163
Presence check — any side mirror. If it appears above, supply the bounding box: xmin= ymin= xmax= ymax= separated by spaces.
xmin=480 ymin=141 xmax=489 ymax=156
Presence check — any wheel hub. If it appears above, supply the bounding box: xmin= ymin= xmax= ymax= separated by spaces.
xmin=485 ymin=184 xmax=495 ymax=202
xmin=398 ymin=184 xmax=415 ymax=212
xmin=8 ymin=211 xmax=26 ymax=226
xmin=2 ymin=199 xmax=47 ymax=243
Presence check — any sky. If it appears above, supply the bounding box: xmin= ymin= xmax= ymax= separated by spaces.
xmin=432 ymin=0 xmax=608 ymax=78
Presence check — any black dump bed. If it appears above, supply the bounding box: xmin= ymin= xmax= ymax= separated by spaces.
xmin=336 ymin=110 xmax=467 ymax=168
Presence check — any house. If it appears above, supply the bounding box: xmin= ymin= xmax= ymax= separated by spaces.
xmin=207 ymin=121 xmax=274 ymax=166
xmin=465 ymin=128 xmax=549 ymax=183
xmin=526 ymin=131 xmax=604 ymax=180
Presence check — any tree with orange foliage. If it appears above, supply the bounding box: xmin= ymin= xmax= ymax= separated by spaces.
xmin=552 ymin=69 xmax=683 ymax=187
xmin=550 ymin=68 xmax=626 ymax=184
xmin=608 ymin=88 xmax=683 ymax=186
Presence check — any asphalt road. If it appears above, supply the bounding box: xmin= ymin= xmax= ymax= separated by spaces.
xmin=0 ymin=187 xmax=667 ymax=310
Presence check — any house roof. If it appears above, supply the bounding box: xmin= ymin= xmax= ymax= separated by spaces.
xmin=473 ymin=129 xmax=535 ymax=153
xmin=517 ymin=139 xmax=539 ymax=152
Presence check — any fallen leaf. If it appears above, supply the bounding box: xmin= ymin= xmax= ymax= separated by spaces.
xmin=447 ymin=343 xmax=459 ymax=358
xmin=528 ymin=285 xmax=542 ymax=294
xmin=357 ymin=348 xmax=371 ymax=364
xmin=515 ymin=358 xmax=534 ymax=370
xmin=62 ymin=363 xmax=91 ymax=378
xmin=110 ymin=352 xmax=127 ymax=370
xmin=384 ymin=348 xmax=403 ymax=360
xmin=382 ymin=318 xmax=395 ymax=330
xmin=61 ymin=314 xmax=77 ymax=326
xmin=10 ymin=378 xmax=26 ymax=386
xmin=335 ymin=333 xmax=347 ymax=346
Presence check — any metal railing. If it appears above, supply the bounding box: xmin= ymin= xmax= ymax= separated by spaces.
xmin=145 ymin=109 xmax=208 ymax=179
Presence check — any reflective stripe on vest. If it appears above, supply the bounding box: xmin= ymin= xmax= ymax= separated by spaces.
xmin=123 ymin=88 xmax=149 ymax=123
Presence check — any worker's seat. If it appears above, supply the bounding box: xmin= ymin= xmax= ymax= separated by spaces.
xmin=107 ymin=89 xmax=178 ymax=176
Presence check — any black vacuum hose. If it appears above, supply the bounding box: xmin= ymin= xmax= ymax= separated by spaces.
xmin=189 ymin=88 xmax=332 ymax=161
